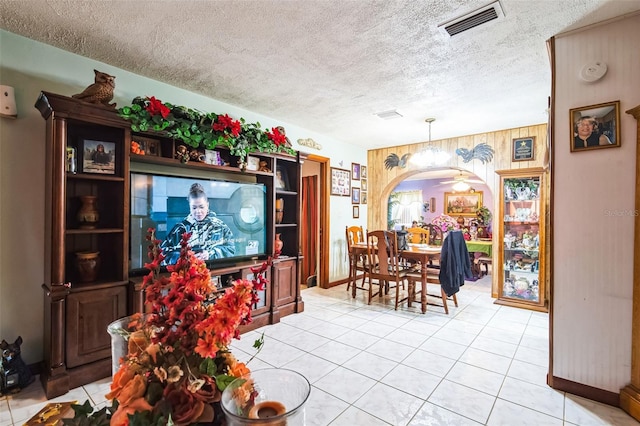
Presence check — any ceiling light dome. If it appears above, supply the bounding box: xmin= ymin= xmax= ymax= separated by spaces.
xmin=452 ymin=181 xmax=471 ymax=192
xmin=410 ymin=118 xmax=451 ymax=167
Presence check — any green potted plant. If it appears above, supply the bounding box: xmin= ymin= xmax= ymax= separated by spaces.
xmin=476 ymin=206 xmax=492 ymax=226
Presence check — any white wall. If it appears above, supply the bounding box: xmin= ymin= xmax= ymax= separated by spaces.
xmin=0 ymin=29 xmax=366 ymax=364
xmin=552 ymin=13 xmax=640 ymax=393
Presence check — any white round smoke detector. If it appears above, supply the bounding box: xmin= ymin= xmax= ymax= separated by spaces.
xmin=579 ymin=61 xmax=608 ymax=82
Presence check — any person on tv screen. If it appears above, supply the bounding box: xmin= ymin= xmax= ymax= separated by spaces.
xmin=161 ymin=183 xmax=235 ymax=265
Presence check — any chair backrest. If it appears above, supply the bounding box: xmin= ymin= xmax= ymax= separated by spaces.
xmin=425 ymin=224 xmax=444 ymax=245
xmin=407 ymin=227 xmax=430 ymax=244
xmin=346 ymin=226 xmax=365 ymax=253
xmin=367 ymin=230 xmax=403 ymax=280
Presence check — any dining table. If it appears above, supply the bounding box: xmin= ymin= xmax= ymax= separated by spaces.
xmin=351 ymin=242 xmax=442 ymax=313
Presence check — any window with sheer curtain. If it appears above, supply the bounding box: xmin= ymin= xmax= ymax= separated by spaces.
xmin=390 ymin=190 xmax=423 ymax=226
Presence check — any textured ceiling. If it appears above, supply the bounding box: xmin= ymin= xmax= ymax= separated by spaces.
xmin=1 ymin=0 xmax=639 ymax=149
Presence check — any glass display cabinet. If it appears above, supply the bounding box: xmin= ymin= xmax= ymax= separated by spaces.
xmin=495 ymin=168 xmax=547 ymax=312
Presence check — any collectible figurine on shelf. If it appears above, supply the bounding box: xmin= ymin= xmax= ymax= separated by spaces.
xmin=175 ymin=144 xmax=189 ymax=163
xmin=258 ymin=160 xmax=271 ymax=172
xmin=71 ymin=69 xmax=117 ymax=108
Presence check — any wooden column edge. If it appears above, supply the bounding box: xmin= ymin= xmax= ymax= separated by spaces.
xmin=620 ymin=384 xmax=640 ymax=422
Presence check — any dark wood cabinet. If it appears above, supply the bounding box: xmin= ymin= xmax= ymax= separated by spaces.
xmin=36 ymin=91 xmax=304 ymax=398
xmin=65 ymin=285 xmax=127 ymax=368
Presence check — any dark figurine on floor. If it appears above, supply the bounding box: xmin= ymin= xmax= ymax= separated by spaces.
xmin=1 ymin=336 xmax=34 ymax=395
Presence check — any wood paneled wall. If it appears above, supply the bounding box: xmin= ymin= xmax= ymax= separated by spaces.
xmin=366 ymin=123 xmax=548 ymax=230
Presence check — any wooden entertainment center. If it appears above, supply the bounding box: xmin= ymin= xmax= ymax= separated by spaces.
xmin=35 ymin=91 xmax=305 ymax=399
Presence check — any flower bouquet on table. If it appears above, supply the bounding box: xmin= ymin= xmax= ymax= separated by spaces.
xmin=431 ymin=214 xmax=459 ymax=233
xmin=64 ymin=229 xmax=268 ymax=426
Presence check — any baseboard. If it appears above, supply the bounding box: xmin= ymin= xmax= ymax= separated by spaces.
xmin=550 ymin=375 xmax=619 ymax=407
xmin=328 ymin=274 xmax=363 ymax=288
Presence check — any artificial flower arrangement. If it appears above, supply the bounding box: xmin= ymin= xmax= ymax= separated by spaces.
xmin=430 ymin=214 xmax=459 ymax=233
xmin=64 ymin=229 xmax=269 ymax=426
xmin=118 ymin=97 xmax=296 ymax=165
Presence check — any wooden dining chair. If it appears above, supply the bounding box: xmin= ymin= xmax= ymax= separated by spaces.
xmin=406 ymin=262 xmax=458 ymax=314
xmin=409 ymin=230 xmax=471 ymax=313
xmin=346 ymin=226 xmax=368 ymax=294
xmin=366 ymin=229 xmax=410 ymax=308
xmin=424 ymin=224 xmax=444 ymax=246
xmin=407 ymin=227 xmax=430 ymax=244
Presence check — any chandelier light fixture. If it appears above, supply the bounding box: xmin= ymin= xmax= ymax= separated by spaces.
xmin=409 ymin=118 xmax=451 ymax=166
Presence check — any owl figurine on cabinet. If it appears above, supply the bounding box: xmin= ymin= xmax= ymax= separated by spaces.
xmin=72 ymin=69 xmax=116 ymax=108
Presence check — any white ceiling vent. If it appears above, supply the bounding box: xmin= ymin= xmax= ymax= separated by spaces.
xmin=438 ymin=1 xmax=505 ymax=37
xmin=375 ymin=110 xmax=403 ymax=120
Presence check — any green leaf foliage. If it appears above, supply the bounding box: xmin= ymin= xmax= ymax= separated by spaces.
xmin=118 ymin=97 xmax=296 ymax=164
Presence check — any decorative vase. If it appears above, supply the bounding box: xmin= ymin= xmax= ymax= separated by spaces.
xmin=106 ymin=315 xmax=135 ymax=375
xmin=274 ymin=233 xmax=284 ymax=253
xmin=275 ymin=198 xmax=284 ymax=224
xmin=221 ymin=368 xmax=311 ymax=426
xmin=77 ymin=195 xmax=99 ymax=229
xmin=75 ymin=251 xmax=100 ymax=283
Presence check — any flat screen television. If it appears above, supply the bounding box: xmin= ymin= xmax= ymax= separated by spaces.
xmin=130 ymin=171 xmax=267 ymax=275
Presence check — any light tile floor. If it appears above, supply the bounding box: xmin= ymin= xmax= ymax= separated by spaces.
xmin=2 ymin=275 xmax=639 ymax=425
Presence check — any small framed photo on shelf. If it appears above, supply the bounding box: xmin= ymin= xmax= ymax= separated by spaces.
xmin=351 ymin=163 xmax=361 ymax=180
xmin=204 ymin=149 xmax=222 ymax=165
xmin=330 ymin=167 xmax=351 ymax=196
xmin=131 ymin=136 xmax=161 ymax=156
xmin=570 ymin=100 xmax=620 ymax=152
xmin=276 ymin=166 xmax=289 ymax=191
xmin=351 ymin=187 xmax=360 ymax=204
xmin=512 ymin=137 xmax=535 ymax=161
xmin=246 ymin=155 xmax=260 ymax=171
xmin=361 ymin=165 xmax=367 ymax=179
xmin=353 ymin=205 xmax=360 ymax=219
xmin=361 ymin=192 xmax=367 ymax=205
xmin=80 ymin=139 xmax=116 ymax=174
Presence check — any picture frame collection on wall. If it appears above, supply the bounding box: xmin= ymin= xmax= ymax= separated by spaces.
xmin=334 ymin=162 xmax=367 ymax=218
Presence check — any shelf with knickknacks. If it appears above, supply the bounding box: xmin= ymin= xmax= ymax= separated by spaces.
xmin=496 ymin=168 xmax=546 ymax=312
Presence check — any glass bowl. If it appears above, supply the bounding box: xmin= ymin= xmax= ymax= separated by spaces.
xmin=221 ymin=368 xmax=311 ymax=426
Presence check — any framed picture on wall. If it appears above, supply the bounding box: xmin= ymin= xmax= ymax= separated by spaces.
xmin=353 ymin=205 xmax=360 ymax=219
xmin=444 ymin=191 xmax=483 ymax=216
xmin=570 ymin=100 xmax=620 ymax=152
xmin=351 ymin=187 xmax=360 ymax=204
xmin=351 ymin=163 xmax=361 ymax=180
xmin=512 ymin=137 xmax=535 ymax=161
xmin=361 ymin=178 xmax=367 ymax=191
xmin=330 ymin=167 xmax=351 ymax=196
xmin=361 ymin=192 xmax=367 ymax=205
xmin=361 ymin=165 xmax=367 ymax=179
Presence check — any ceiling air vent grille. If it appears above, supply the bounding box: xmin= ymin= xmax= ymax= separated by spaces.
xmin=438 ymin=1 xmax=505 ymax=37
xmin=375 ymin=110 xmax=403 ymax=120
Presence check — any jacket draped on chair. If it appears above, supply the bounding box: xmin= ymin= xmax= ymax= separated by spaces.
xmin=439 ymin=230 xmax=473 ymax=297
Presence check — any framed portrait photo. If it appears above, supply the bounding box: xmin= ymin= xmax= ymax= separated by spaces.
xmin=353 ymin=205 xmax=360 ymax=219
xmin=351 ymin=163 xmax=361 ymax=181
xmin=444 ymin=191 xmax=483 ymax=216
xmin=81 ymin=139 xmax=116 ymax=174
xmin=570 ymin=100 xmax=620 ymax=152
xmin=330 ymin=167 xmax=351 ymax=196
xmin=512 ymin=137 xmax=535 ymax=161
xmin=361 ymin=165 xmax=367 ymax=179
xmin=361 ymin=192 xmax=367 ymax=205
xmin=352 ymin=187 xmax=360 ymax=204
xmin=275 ymin=166 xmax=289 ymax=191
